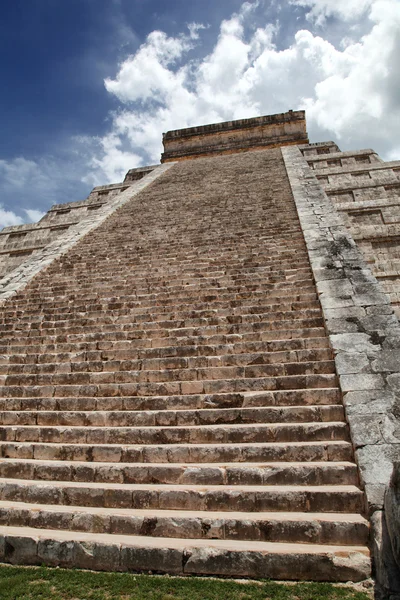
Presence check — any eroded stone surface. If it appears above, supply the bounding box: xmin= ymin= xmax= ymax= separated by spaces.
xmin=0 ymin=145 xmax=370 ymax=582
xmin=282 ymin=144 xmax=400 ymax=597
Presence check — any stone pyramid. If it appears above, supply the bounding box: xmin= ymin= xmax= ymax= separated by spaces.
xmin=0 ymin=111 xmax=399 ymax=589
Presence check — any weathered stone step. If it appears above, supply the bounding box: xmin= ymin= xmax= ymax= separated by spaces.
xmin=0 ymin=327 xmax=329 ymax=355
xmin=20 ymin=266 xmax=311 ymax=285
xmin=0 ymin=317 xmax=327 ymax=346
xmin=24 ymin=256 xmax=310 ymax=280
xmin=0 ymin=525 xmax=371 ymax=580
xmin=0 ymin=421 xmax=349 ymax=445
xmin=29 ymin=253 xmax=311 ymax=270
xmin=0 ymin=440 xmax=354 ymax=463
xmin=0 ymin=389 xmax=343 ymax=412
xmin=0 ymin=502 xmax=369 ymax=545
xmin=0 ymin=405 xmax=344 ymax=428
xmin=12 ymin=278 xmax=317 ymax=304
xmin=0 ymin=373 xmax=339 ymax=400
xmin=11 ymin=285 xmax=318 ymax=311
xmin=2 ymin=360 xmax=335 ymax=388
xmin=9 ymin=290 xmax=319 ymax=313
xmin=1 ymin=337 xmax=331 ymax=365
xmin=3 ymin=298 xmax=321 ymax=324
xmin=13 ymin=261 xmax=311 ymax=282
xmin=6 ymin=279 xmax=316 ymax=309
xmin=0 ymin=459 xmax=359 ymax=487
xmin=0 ymin=308 xmax=323 ymax=334
xmin=9 ymin=289 xmax=319 ymax=314
xmin=0 ymin=479 xmax=365 ymax=512
xmin=25 ymin=260 xmax=311 ymax=280
xmin=0 ymin=348 xmax=334 ymax=376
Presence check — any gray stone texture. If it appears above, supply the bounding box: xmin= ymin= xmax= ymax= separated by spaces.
xmin=283 ymin=144 xmax=400 ymax=598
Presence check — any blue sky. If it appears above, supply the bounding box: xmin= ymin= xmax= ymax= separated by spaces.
xmin=0 ymin=0 xmax=399 ymax=228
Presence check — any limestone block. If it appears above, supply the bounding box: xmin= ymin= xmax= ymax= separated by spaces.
xmin=385 ymin=464 xmax=400 ymax=573
xmin=335 ymin=352 xmax=370 ymax=375
xmin=73 ymin=541 xmax=121 ymax=571
xmin=38 ymin=538 xmax=75 ymax=567
xmin=371 ymin=511 xmax=400 ymax=595
xmin=340 ymin=373 xmax=385 ymax=392
xmin=120 ymin=545 xmax=182 ymax=574
xmin=373 ymin=351 xmax=400 ymax=373
xmin=330 ymin=333 xmax=380 ymax=354
xmin=5 ymin=535 xmax=39 ymax=565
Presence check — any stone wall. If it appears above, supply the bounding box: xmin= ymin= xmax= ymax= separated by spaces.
xmin=161 ymin=110 xmax=309 ymax=162
xmin=283 ymin=145 xmax=400 ymax=599
xmin=299 ymin=142 xmax=400 ymax=317
xmin=1 ymin=112 xmax=400 ymax=593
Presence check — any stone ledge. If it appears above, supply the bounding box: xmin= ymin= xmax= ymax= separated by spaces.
xmin=161 ymin=111 xmax=308 ymax=162
xmin=282 ymin=145 xmax=400 ymax=597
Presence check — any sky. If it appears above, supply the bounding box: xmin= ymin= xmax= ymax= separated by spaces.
xmin=0 ymin=0 xmax=399 ymax=228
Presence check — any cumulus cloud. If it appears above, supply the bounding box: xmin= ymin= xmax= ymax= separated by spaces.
xmin=83 ymin=0 xmax=399 ymax=182
xmin=0 ymin=206 xmax=24 ymax=228
xmin=24 ymin=209 xmax=46 ymax=223
xmin=81 ymin=133 xmax=142 ymax=186
xmin=1 ymin=0 xmax=399 ymax=225
xmin=0 ymin=154 xmax=91 ymax=226
xmin=290 ymin=0 xmax=374 ymax=25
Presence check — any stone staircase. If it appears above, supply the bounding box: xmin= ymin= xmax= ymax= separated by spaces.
xmin=0 ymin=149 xmax=370 ymax=580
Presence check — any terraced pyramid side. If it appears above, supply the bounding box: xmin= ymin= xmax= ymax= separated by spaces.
xmin=0 ymin=147 xmax=372 ymax=581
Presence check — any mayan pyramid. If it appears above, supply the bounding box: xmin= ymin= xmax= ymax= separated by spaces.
xmin=0 ymin=111 xmax=399 ymax=593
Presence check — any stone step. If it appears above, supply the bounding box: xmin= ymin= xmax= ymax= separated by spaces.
xmin=0 ymin=526 xmax=370 ymax=580
xmin=2 ymin=360 xmax=336 ymax=387
xmin=23 ymin=261 xmax=312 ymax=278
xmin=0 ymin=389 xmax=343 ymax=412
xmin=0 ymin=348 xmax=334 ymax=376
xmin=0 ymin=373 xmax=339 ymax=399
xmin=0 ymin=308 xmax=323 ymax=333
xmin=0 ymin=440 xmax=354 ymax=463
xmin=1 ymin=337 xmax=331 ymax=365
xmin=0 ymin=459 xmax=359 ymax=487
xmin=10 ymin=289 xmax=319 ymax=314
xmin=0 ymin=479 xmax=365 ymax=512
xmin=3 ymin=298 xmax=322 ymax=324
xmin=9 ymin=290 xmax=319 ymax=313
xmin=0 ymin=502 xmax=369 ymax=545
xmin=10 ymin=279 xmax=317 ymax=303
xmin=0 ymin=317 xmax=327 ymax=346
xmin=22 ymin=261 xmax=311 ymax=281
xmin=3 ymin=290 xmax=320 ymax=319
xmin=0 ymin=421 xmax=349 ymax=445
xmin=9 ymin=261 xmax=311 ymax=279
xmin=0 ymin=327 xmax=329 ymax=354
xmin=0 ymin=405 xmax=344 ymax=427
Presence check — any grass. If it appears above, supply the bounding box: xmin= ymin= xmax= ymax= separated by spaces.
xmin=0 ymin=565 xmax=373 ymax=600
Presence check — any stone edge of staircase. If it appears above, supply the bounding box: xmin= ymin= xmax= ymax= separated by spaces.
xmin=282 ymin=145 xmax=400 ymax=597
xmin=0 ymin=162 xmax=176 ymax=306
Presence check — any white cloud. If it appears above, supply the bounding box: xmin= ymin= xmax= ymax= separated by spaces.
xmin=82 ymin=133 xmax=142 ymax=186
xmin=81 ymin=0 xmax=399 ymax=181
xmin=0 ymin=206 xmax=23 ymax=228
xmin=0 ymin=158 xmax=38 ymax=189
xmin=0 ymin=153 xmax=91 ymax=228
xmin=290 ymin=0 xmax=374 ymax=25
xmin=24 ymin=209 xmax=46 ymax=223
xmin=2 ymin=0 xmax=399 ymax=222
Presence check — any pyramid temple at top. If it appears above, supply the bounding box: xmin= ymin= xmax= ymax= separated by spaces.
xmin=0 ymin=110 xmax=399 ymax=596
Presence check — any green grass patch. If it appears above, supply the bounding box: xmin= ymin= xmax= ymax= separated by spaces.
xmin=0 ymin=565 xmax=372 ymax=600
